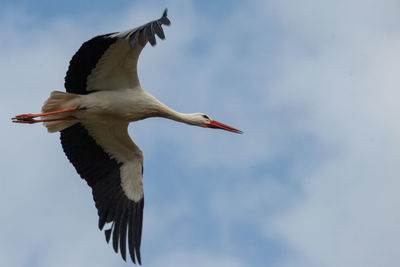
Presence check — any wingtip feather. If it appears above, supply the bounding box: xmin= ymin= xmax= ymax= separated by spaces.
xmin=105 ymin=227 xmax=113 ymax=243
xmin=160 ymin=8 xmax=171 ymax=26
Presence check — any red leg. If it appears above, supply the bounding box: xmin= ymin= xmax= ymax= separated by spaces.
xmin=12 ymin=107 xmax=79 ymax=124
xmin=13 ymin=106 xmax=78 ymax=120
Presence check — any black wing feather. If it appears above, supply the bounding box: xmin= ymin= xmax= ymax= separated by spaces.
xmin=139 ymin=28 xmax=147 ymax=47
xmin=112 ymin=194 xmax=125 ymax=253
xmin=153 ymin=21 xmax=165 ymax=39
xmin=60 ymin=124 xmax=144 ymax=264
xmin=147 ymin=23 xmax=156 ymax=46
xmin=129 ymin=205 xmax=137 ymax=264
xmin=120 ymin=205 xmax=129 ymax=261
xmin=105 ymin=225 xmax=113 ymax=243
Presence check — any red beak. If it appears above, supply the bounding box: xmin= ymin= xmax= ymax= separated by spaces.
xmin=206 ymin=120 xmax=243 ymax=134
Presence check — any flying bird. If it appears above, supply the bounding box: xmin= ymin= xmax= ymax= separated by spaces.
xmin=12 ymin=9 xmax=242 ymax=264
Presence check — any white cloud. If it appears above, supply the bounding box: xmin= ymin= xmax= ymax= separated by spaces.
xmin=261 ymin=1 xmax=400 ymax=266
xmin=147 ymin=249 xmax=244 ymax=267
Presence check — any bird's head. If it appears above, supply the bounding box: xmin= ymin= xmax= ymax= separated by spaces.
xmin=191 ymin=113 xmax=243 ymax=134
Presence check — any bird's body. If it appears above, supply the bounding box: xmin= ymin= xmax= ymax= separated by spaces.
xmin=47 ymin=89 xmax=162 ymax=123
xmin=13 ymin=9 xmax=241 ymax=265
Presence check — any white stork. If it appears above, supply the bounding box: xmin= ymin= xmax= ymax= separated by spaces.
xmin=12 ymin=9 xmax=242 ymax=265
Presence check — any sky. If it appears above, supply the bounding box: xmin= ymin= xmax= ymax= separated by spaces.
xmin=1 ymin=0 xmax=400 ymax=266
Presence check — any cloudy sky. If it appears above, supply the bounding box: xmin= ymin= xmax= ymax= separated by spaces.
xmin=1 ymin=0 xmax=400 ymax=266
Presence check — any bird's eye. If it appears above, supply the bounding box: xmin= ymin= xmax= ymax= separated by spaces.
xmin=202 ymin=115 xmax=210 ymax=120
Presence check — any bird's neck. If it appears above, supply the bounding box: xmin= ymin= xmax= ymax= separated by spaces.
xmin=157 ymin=104 xmax=197 ymax=125
xmin=133 ymin=90 xmax=198 ymax=126
xmin=143 ymin=92 xmax=197 ymax=125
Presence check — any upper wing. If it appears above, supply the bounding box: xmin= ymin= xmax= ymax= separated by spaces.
xmin=64 ymin=9 xmax=170 ymax=95
xmin=60 ymin=122 xmax=144 ymax=264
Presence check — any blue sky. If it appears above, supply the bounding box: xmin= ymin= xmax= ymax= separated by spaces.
xmin=1 ymin=0 xmax=400 ymax=266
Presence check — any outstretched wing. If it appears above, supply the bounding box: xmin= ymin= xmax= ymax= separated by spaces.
xmin=65 ymin=8 xmax=170 ymax=95
xmin=60 ymin=122 xmax=145 ymax=264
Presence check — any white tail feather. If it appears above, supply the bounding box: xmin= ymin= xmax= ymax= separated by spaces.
xmin=42 ymin=91 xmax=80 ymax=133
xmin=42 ymin=91 xmax=78 ymax=112
xmin=44 ymin=119 xmax=78 ymax=133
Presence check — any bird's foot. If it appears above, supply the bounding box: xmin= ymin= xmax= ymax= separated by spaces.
xmin=12 ymin=115 xmax=77 ymax=124
xmin=12 ymin=114 xmax=38 ymax=123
